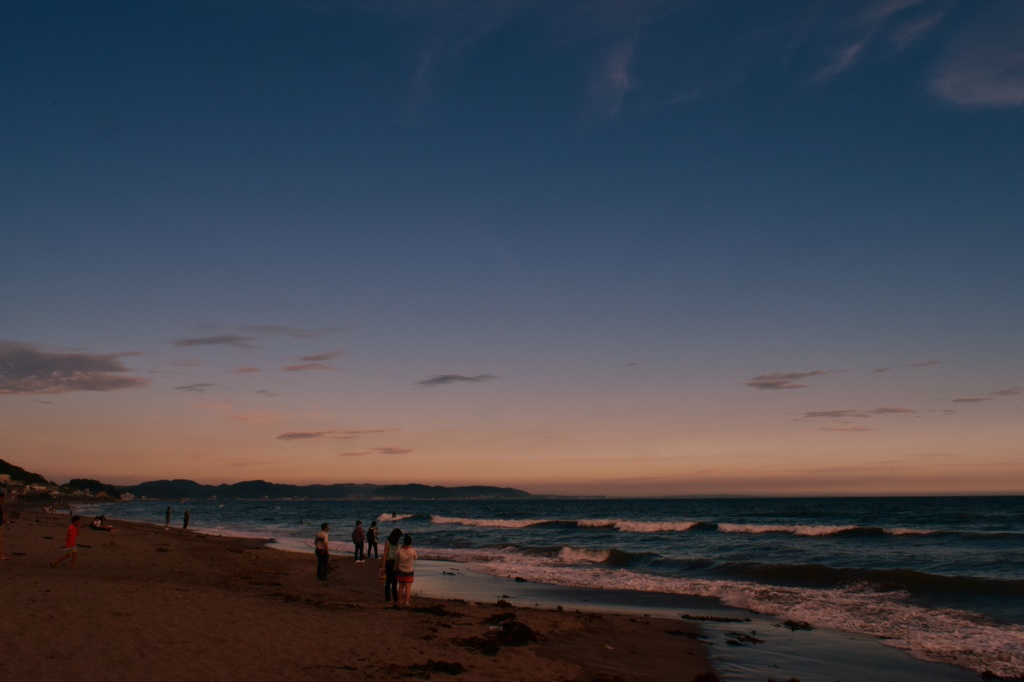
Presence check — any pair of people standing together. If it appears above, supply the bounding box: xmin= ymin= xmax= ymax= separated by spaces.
xmin=382 ymin=528 xmax=417 ymax=607
xmin=352 ymin=520 xmax=380 ymax=562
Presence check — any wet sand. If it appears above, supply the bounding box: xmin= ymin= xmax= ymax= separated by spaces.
xmin=0 ymin=507 xmax=714 ymax=681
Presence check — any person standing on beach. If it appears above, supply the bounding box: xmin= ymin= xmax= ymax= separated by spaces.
xmin=165 ymin=506 xmax=171 ymax=529
xmin=183 ymin=509 xmax=190 ymax=530
xmin=314 ymin=522 xmax=330 ymax=580
xmin=352 ymin=520 xmax=365 ymax=563
xmin=365 ymin=520 xmax=379 ymax=559
xmin=396 ymin=534 xmax=418 ymax=607
xmin=0 ymin=491 xmax=8 ymax=561
xmin=381 ymin=528 xmax=402 ymax=603
xmin=50 ymin=515 xmax=83 ymax=569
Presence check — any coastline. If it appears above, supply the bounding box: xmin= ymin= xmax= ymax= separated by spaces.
xmin=0 ymin=507 xmax=714 ymax=681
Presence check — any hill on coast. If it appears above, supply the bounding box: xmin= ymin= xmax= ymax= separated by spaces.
xmin=126 ymin=479 xmax=533 ymax=500
xmin=1 ymin=458 xmax=533 ymax=500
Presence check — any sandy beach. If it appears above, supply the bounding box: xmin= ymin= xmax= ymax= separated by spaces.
xmin=0 ymin=505 xmax=715 ymax=681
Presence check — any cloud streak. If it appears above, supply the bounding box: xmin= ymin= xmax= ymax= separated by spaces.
xmin=282 ymin=363 xmax=340 ymax=372
xmin=745 ymin=370 xmax=832 ymax=390
xmin=172 ymin=334 xmax=257 ymax=349
xmin=416 ymin=373 xmax=498 ymax=387
xmin=0 ymin=342 xmax=148 ymax=395
xmin=276 ymin=429 xmax=391 ymax=441
xmin=174 ymin=383 xmax=218 ymax=393
xmin=802 ymin=407 xmax=917 ymax=419
xmin=338 ymin=447 xmax=413 ymax=457
xmin=929 ymin=2 xmax=1024 ymax=108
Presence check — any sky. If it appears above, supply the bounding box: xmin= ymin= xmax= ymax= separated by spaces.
xmin=2 ymin=0 xmax=1022 ymax=497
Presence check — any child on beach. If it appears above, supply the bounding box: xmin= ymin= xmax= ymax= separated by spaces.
xmin=381 ymin=528 xmax=402 ymax=603
xmin=0 ymin=491 xmax=8 ymax=561
xmin=396 ymin=534 xmax=418 ymax=607
xmin=50 ymin=515 xmax=83 ymax=569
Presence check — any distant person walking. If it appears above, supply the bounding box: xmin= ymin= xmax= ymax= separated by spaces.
xmin=183 ymin=509 xmax=190 ymax=530
xmin=381 ymin=528 xmax=402 ymax=603
xmin=396 ymin=534 xmax=418 ymax=607
xmin=314 ymin=523 xmax=330 ymax=580
xmin=366 ymin=520 xmax=379 ymax=559
xmin=352 ymin=521 xmax=365 ymax=563
xmin=165 ymin=506 xmax=171 ymax=529
xmin=50 ymin=515 xmax=83 ymax=569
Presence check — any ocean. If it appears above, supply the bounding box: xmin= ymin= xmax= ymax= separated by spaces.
xmin=79 ymin=495 xmax=1024 ymax=680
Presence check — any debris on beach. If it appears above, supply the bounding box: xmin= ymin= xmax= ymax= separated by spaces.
xmin=679 ymin=614 xmax=751 ymax=623
xmin=780 ymin=620 xmax=813 ymax=631
xmin=723 ymin=631 xmax=764 ymax=645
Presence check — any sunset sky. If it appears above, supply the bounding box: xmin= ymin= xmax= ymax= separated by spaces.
xmin=2 ymin=0 xmax=1022 ymax=496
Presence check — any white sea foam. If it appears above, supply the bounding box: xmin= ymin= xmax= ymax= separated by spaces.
xmin=717 ymin=523 xmax=857 ymax=536
xmin=556 ymin=547 xmax=611 ymax=563
xmin=430 ymin=515 xmax=549 ymax=528
xmin=887 ymin=527 xmax=936 ymax=536
xmin=423 ymin=546 xmax=1024 ymax=679
xmin=376 ymin=513 xmax=414 ymax=522
xmin=578 ymin=519 xmax=699 ymax=533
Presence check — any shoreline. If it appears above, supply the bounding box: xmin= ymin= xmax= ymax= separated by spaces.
xmin=1 ymin=507 xmax=715 ymax=681
xmin=7 ymin=503 xmax=990 ymax=681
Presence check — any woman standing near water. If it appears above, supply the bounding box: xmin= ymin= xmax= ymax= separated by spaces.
xmin=381 ymin=528 xmax=402 ymax=603
xmin=396 ymin=534 xmax=418 ymax=607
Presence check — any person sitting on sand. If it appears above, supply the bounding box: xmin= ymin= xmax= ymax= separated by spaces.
xmin=381 ymin=528 xmax=402 ymax=603
xmin=89 ymin=515 xmax=115 ymax=532
xmin=396 ymin=534 xmax=418 ymax=607
xmin=51 ymin=515 xmax=83 ymax=569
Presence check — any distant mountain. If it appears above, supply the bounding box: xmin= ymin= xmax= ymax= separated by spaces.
xmin=0 ymin=458 xmax=52 ymax=486
xmin=125 ymin=479 xmax=533 ymax=500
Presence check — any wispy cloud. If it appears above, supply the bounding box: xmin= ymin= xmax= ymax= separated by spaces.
xmin=905 ymin=360 xmax=940 ymax=368
xmin=338 ymin=447 xmax=413 ymax=457
xmin=0 ymin=342 xmax=148 ymax=395
xmin=745 ymin=370 xmax=833 ymax=390
xmin=802 ymin=407 xmax=917 ymax=419
xmin=172 ymin=334 xmax=257 ymax=349
xmin=416 ymin=373 xmax=498 ymax=387
xmin=590 ymin=36 xmax=638 ymax=118
xmin=951 ymin=397 xmax=993 ymax=404
xmin=282 ymin=363 xmax=340 ymax=372
xmin=298 ymin=351 xmax=344 ymax=362
xmin=276 ymin=429 xmax=391 ymax=441
xmin=815 ymin=0 xmax=934 ymax=81
xmin=174 ymin=382 xmax=218 ymax=393
xmin=822 ymin=425 xmax=875 ymax=432
xmin=255 ymin=389 xmax=280 ymax=398
xmin=232 ymin=367 xmax=262 ymax=374
xmin=992 ymin=387 xmax=1022 ymax=397
xmin=929 ymin=2 xmax=1024 ymax=108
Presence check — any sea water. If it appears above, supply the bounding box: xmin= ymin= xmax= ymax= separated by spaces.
xmin=79 ymin=495 xmax=1024 ymax=679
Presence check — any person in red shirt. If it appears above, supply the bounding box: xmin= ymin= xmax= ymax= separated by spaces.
xmin=50 ymin=515 xmax=83 ymax=569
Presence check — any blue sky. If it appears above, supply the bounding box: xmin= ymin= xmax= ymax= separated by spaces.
xmin=2 ymin=0 xmax=1022 ymax=495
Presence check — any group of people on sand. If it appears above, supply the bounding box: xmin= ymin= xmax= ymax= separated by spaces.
xmin=314 ymin=518 xmax=419 ymax=606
